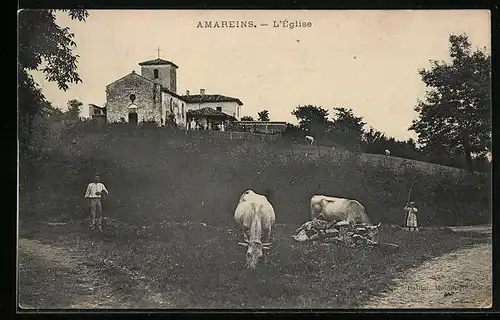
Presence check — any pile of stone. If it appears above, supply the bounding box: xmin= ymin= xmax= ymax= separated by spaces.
xmin=292 ymin=219 xmax=380 ymax=247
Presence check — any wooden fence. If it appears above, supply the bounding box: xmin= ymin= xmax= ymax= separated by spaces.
xmin=189 ymin=130 xmax=282 ymax=143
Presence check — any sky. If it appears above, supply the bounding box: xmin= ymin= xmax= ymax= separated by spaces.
xmin=29 ymin=10 xmax=490 ymax=140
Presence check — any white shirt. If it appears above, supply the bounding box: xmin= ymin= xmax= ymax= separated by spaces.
xmin=85 ymin=182 xmax=108 ymax=198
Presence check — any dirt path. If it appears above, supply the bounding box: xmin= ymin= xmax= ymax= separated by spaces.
xmin=362 ymin=242 xmax=492 ymax=309
xmin=448 ymin=225 xmax=491 ymax=234
xmin=18 ymin=238 xmax=172 ymax=309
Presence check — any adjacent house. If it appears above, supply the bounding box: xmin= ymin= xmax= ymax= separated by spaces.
xmin=89 ymin=103 xmax=107 ymax=125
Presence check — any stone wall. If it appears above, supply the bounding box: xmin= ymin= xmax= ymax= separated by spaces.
xmin=162 ymin=92 xmax=186 ymax=128
xmin=140 ymin=65 xmax=177 ymax=93
xmin=106 ymin=73 xmax=162 ymax=125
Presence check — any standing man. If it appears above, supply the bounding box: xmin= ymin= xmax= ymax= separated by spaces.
xmin=85 ymin=173 xmax=109 ymax=231
xmin=404 ymin=201 xmax=419 ymax=232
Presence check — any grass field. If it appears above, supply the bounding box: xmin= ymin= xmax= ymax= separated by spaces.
xmin=18 ymin=124 xmax=492 ymax=309
xmin=19 ymin=218 xmax=490 ymax=309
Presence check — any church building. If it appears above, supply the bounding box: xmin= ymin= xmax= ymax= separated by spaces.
xmin=105 ymin=55 xmax=243 ymax=127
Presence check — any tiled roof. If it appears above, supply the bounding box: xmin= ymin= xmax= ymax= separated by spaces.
xmin=107 ymin=71 xmax=156 ymax=88
xmin=89 ymin=103 xmax=105 ymax=110
xmin=181 ymin=94 xmax=243 ymax=106
xmin=186 ymin=107 xmax=237 ymax=120
xmin=161 ymin=87 xmax=184 ymax=100
xmin=237 ymin=121 xmax=286 ymax=125
xmin=138 ymin=58 xmax=179 ymax=68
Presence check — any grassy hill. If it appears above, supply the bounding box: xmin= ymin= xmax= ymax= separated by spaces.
xmin=20 ymin=124 xmax=491 ymax=227
xmin=18 ymin=124 xmax=492 ymax=309
xmin=290 ymin=143 xmax=481 ymax=178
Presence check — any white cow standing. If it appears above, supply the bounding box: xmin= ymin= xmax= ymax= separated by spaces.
xmin=305 ymin=135 xmax=315 ymax=146
xmin=234 ymin=190 xmax=276 ymax=269
xmin=384 ymin=149 xmax=391 ymax=156
xmin=310 ymin=195 xmax=375 ymax=226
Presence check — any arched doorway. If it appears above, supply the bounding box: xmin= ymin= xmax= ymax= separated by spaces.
xmin=128 ymin=94 xmax=138 ymax=126
xmin=128 ymin=112 xmax=138 ymax=125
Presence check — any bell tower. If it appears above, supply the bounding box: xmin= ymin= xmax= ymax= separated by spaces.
xmin=138 ymin=48 xmax=178 ymax=93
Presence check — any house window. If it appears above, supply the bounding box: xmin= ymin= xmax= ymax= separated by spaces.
xmin=216 ymin=107 xmax=222 ymax=112
xmin=154 ymin=69 xmax=159 ymax=79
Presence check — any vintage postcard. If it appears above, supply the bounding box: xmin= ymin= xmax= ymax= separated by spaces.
xmin=18 ymin=9 xmax=492 ymax=310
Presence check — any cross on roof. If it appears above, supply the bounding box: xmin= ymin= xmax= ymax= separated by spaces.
xmin=156 ymin=46 xmax=161 ymax=59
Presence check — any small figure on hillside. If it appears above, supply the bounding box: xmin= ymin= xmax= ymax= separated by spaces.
xmin=404 ymin=201 xmax=419 ymax=232
xmin=190 ymin=119 xmax=196 ymax=131
xmin=305 ymin=135 xmax=315 ymax=146
xmin=85 ymin=173 xmax=109 ymax=231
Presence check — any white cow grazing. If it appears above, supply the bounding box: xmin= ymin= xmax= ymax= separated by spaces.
xmin=384 ymin=149 xmax=391 ymax=156
xmin=305 ymin=135 xmax=315 ymax=145
xmin=310 ymin=195 xmax=375 ymax=226
xmin=234 ymin=190 xmax=276 ymax=269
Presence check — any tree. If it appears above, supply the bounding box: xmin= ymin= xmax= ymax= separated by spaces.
xmin=329 ymin=107 xmax=366 ymax=149
xmin=409 ymin=34 xmax=491 ymax=171
xmin=257 ymin=110 xmax=270 ymax=121
xmin=240 ymin=116 xmax=254 ymax=121
xmin=291 ymin=105 xmax=330 ymax=136
xmin=18 ymin=9 xmax=89 ymax=145
xmin=406 ymin=138 xmax=417 ymax=149
xmin=363 ymin=126 xmax=388 ymax=153
xmin=362 ymin=125 xmax=422 ymax=159
xmin=363 ymin=127 xmax=386 ymax=145
xmin=282 ymin=123 xmax=302 ymax=142
xmin=39 ymin=101 xmax=64 ymax=119
xmin=66 ymin=99 xmax=83 ymax=118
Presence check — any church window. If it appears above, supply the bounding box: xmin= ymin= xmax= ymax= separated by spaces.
xmin=154 ymin=69 xmax=159 ymax=79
